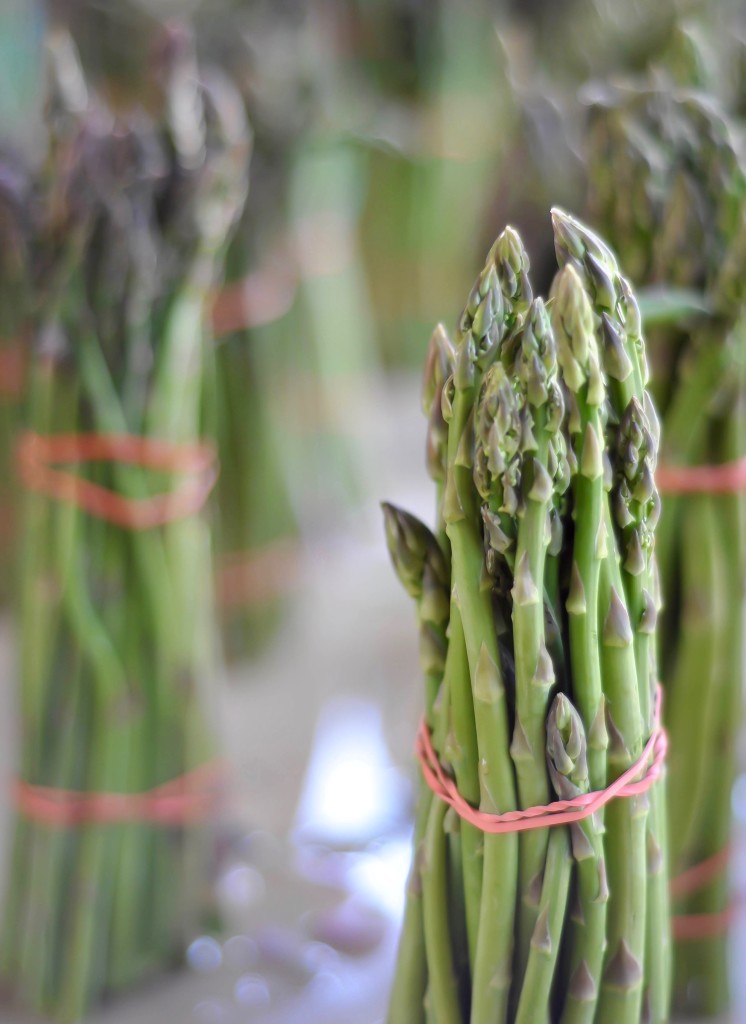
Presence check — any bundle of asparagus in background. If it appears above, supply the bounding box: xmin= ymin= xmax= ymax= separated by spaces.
xmin=384 ymin=209 xmax=669 ymax=1023
xmin=463 ymin=0 xmax=726 ymax=300
xmin=0 ymin=28 xmax=248 ymax=1021
xmin=347 ymin=0 xmax=510 ymax=368
xmin=51 ymin=0 xmax=300 ymax=665
xmin=587 ymin=84 xmax=746 ymax=1017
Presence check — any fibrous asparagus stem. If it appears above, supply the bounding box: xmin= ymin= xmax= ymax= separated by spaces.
xmin=446 ymin=231 xmax=522 ymax=1024
xmin=503 ymin=298 xmax=565 ymax=978
xmin=551 ymin=264 xmax=608 ymax=791
xmin=549 ymin=695 xmax=609 ymax=1024
xmin=444 ymin=599 xmax=482 ymax=973
xmin=382 ymin=504 xmax=450 ymax=1023
xmin=516 ymin=693 xmax=594 ymax=1024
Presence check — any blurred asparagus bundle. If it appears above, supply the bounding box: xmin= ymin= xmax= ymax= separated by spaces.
xmin=45 ymin=0 xmax=299 ymax=665
xmin=477 ymin=0 xmax=739 ymax=296
xmin=346 ymin=0 xmax=511 ymax=367
xmin=587 ymin=83 xmax=746 ymax=1017
xmin=384 ymin=210 xmax=669 ymax=1023
xmin=0 ymin=28 xmax=248 ymax=1021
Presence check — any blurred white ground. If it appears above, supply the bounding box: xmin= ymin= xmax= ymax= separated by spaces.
xmin=0 ymin=372 xmax=744 ymax=1023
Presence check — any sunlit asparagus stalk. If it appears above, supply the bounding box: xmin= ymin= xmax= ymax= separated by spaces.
xmin=0 ymin=28 xmax=248 ymax=1022
xmin=549 ymin=265 xmax=610 ymax=1022
xmin=587 ymin=83 xmax=746 ymax=1017
xmin=385 ymin=209 xmax=668 ymax=1022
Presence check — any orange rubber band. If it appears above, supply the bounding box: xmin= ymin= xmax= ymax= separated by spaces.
xmin=14 ymin=760 xmax=224 ymax=828
xmin=416 ymin=687 xmax=667 ymax=835
xmin=211 ymin=267 xmax=297 ymax=338
xmin=0 ymin=343 xmax=24 ymax=397
xmin=17 ymin=431 xmax=218 ymax=529
xmin=217 ymin=539 xmax=301 ymax=610
xmin=670 ymin=845 xmax=733 ymax=900
xmin=657 ymin=456 xmax=746 ymax=494
xmin=672 ymin=902 xmax=744 ymax=942
xmin=670 ymin=845 xmax=746 ymax=941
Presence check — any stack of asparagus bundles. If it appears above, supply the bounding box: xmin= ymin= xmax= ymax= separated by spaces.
xmin=0 ymin=29 xmax=248 ymax=1021
xmin=587 ymin=84 xmax=746 ymax=1017
xmin=384 ymin=210 xmax=670 ymax=1023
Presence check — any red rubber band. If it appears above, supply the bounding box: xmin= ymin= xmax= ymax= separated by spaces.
xmin=672 ymin=900 xmax=745 ymax=942
xmin=211 ymin=267 xmax=297 ymax=338
xmin=217 ymin=539 xmax=301 ymax=609
xmin=416 ymin=687 xmax=667 ymax=835
xmin=670 ymin=845 xmax=746 ymax=941
xmin=0 ymin=343 xmax=24 ymax=397
xmin=17 ymin=431 xmax=218 ymax=529
xmin=670 ymin=845 xmax=733 ymax=900
xmin=656 ymin=457 xmax=746 ymax=494
xmin=14 ymin=760 xmax=225 ymax=828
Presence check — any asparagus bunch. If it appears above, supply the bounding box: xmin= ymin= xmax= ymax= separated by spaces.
xmin=384 ymin=209 xmax=669 ymax=1023
xmin=587 ymin=84 xmax=746 ymax=1017
xmin=0 ymin=29 xmax=248 ymax=1021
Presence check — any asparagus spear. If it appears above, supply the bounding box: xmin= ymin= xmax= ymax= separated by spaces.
xmin=446 ymin=229 xmax=528 ymax=1024
xmin=550 ymin=694 xmax=609 ymax=1024
xmin=550 ymin=264 xmax=609 ymax=1022
xmin=515 ymin=693 xmax=596 ymax=1024
xmin=500 ymin=296 xmax=566 ymax=980
xmin=382 ymin=504 xmax=450 ymax=1023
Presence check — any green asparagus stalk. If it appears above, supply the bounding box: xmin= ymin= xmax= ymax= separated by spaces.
xmin=549 ymin=694 xmax=609 ymax=1024
xmin=382 ymin=504 xmax=450 ymax=1023
xmin=444 ymin=230 xmax=520 ymax=1024
xmin=503 ymin=296 xmax=565 ymax=981
xmin=549 ymin=265 xmax=609 ymax=1022
xmin=515 ymin=693 xmax=591 ymax=1024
